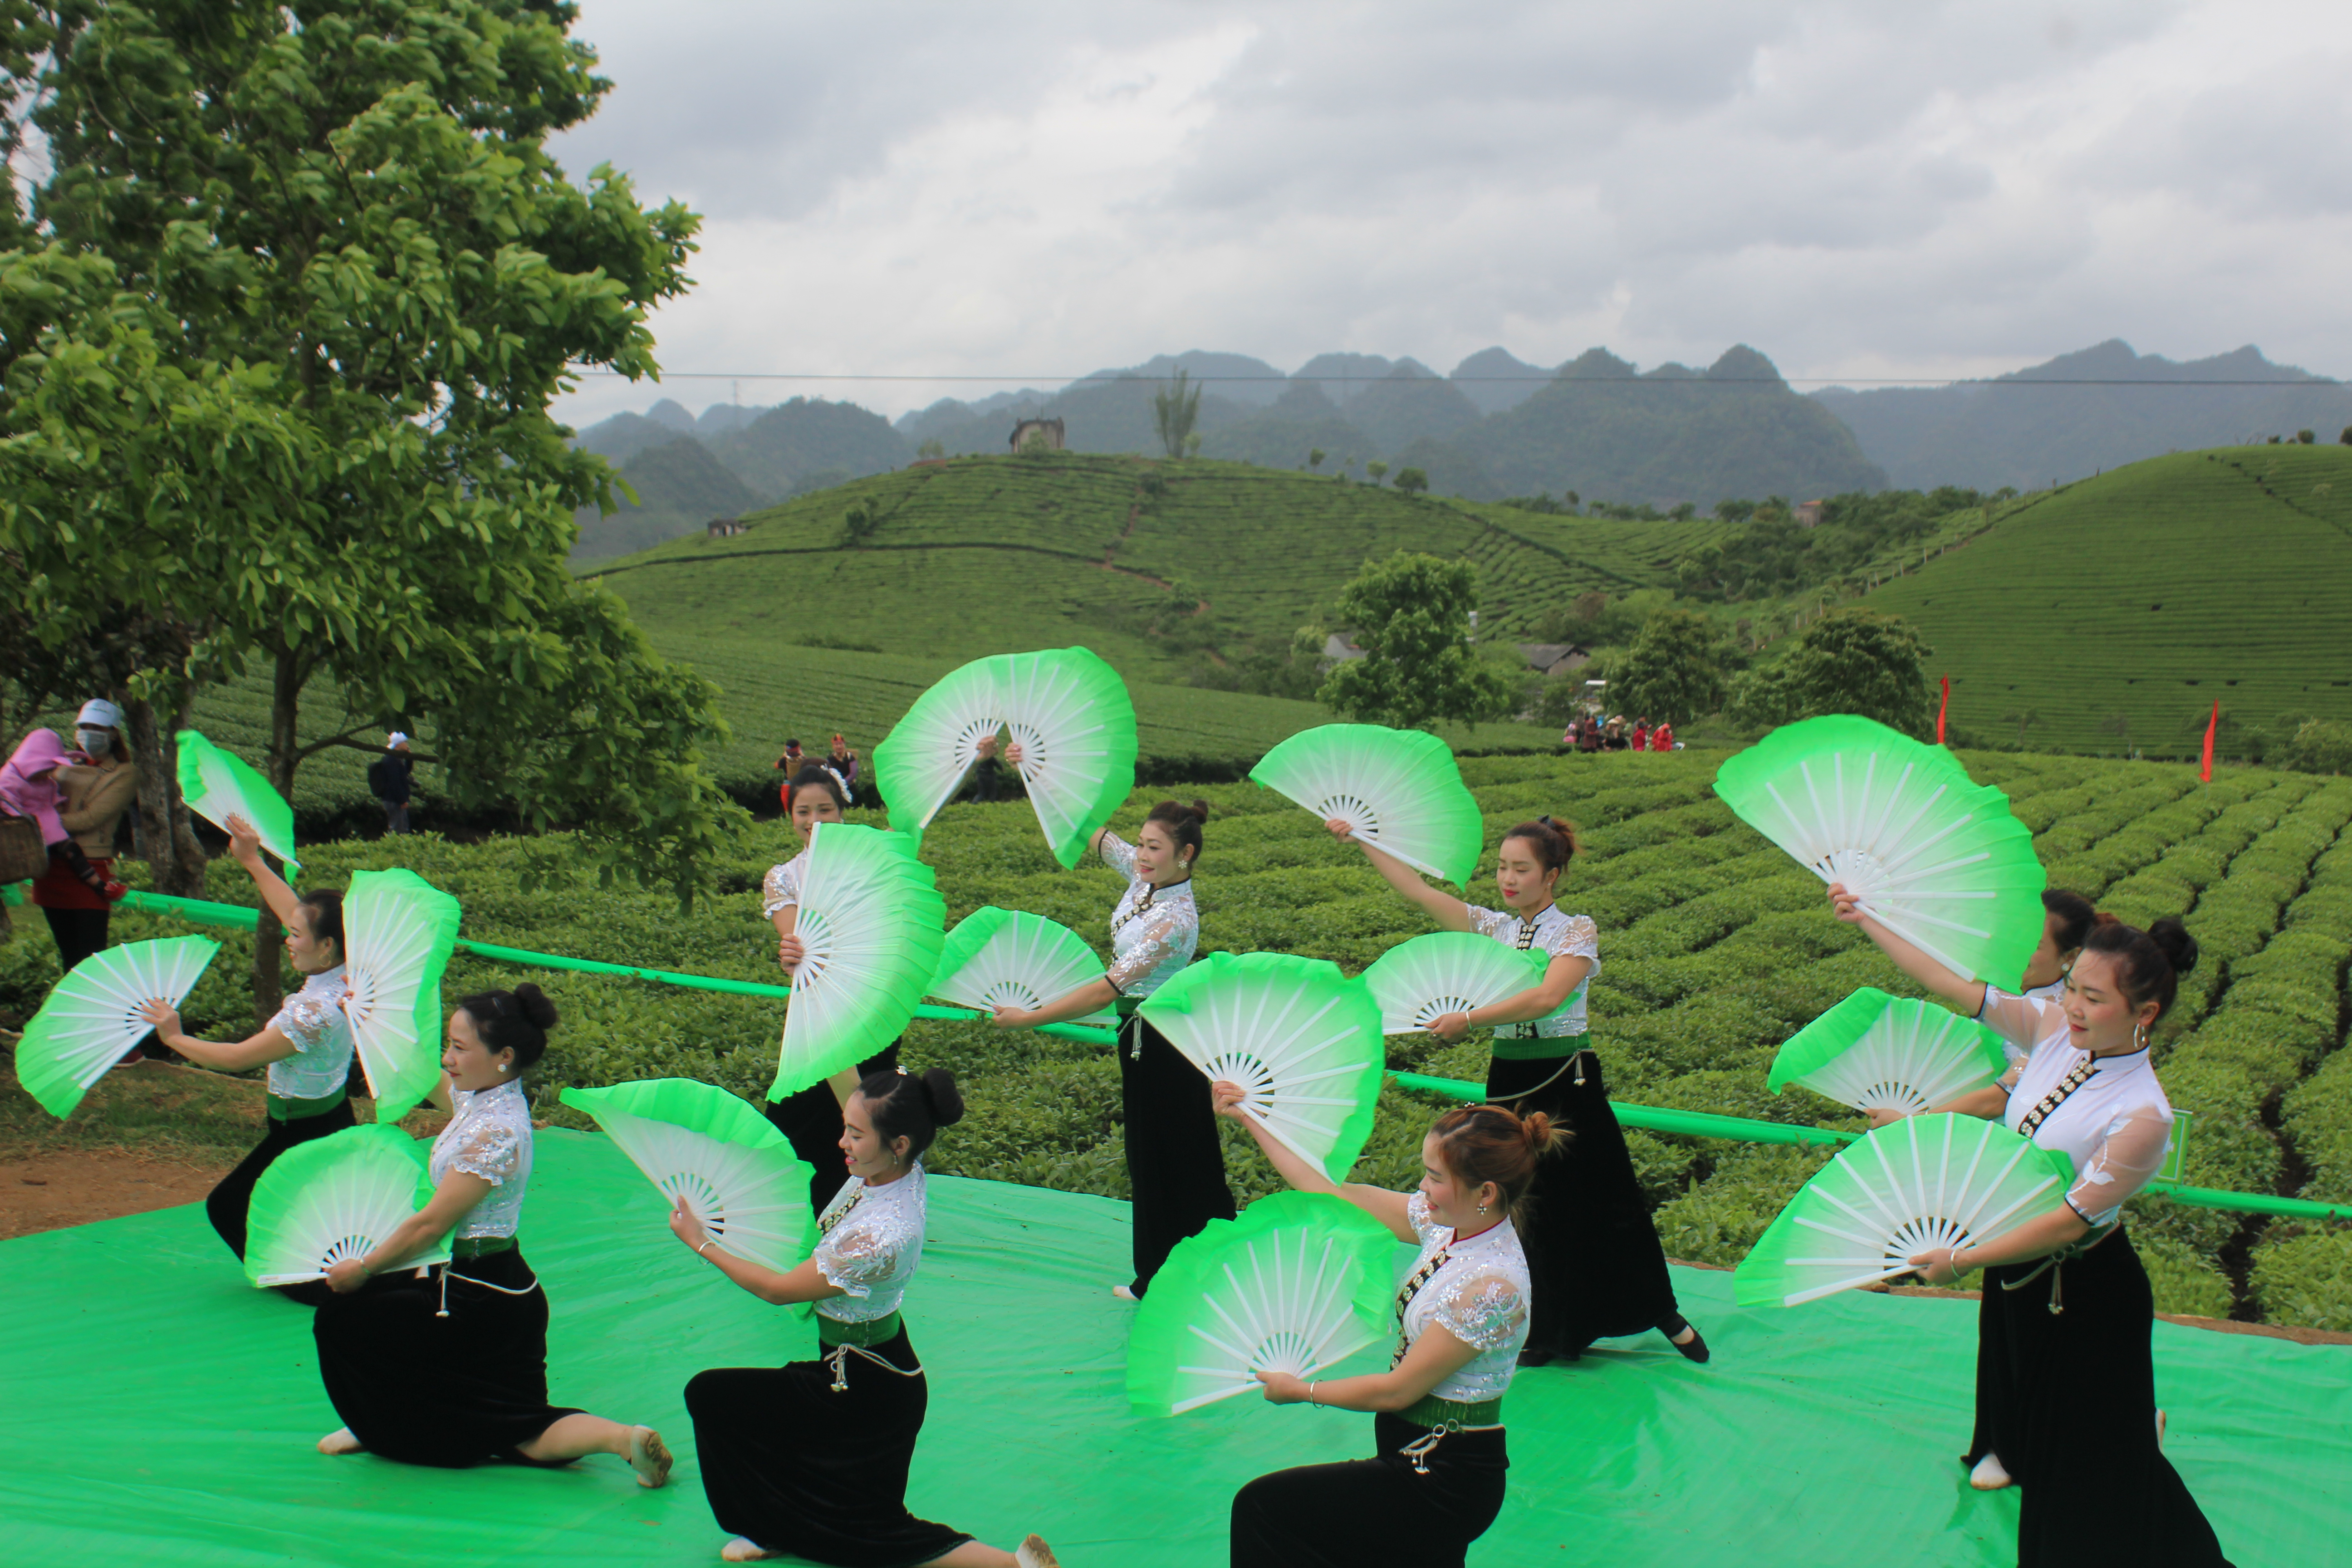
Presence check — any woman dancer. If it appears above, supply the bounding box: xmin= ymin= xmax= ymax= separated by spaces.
xmin=2019 ymin=889 xmax=2097 ymax=1004
xmin=1831 ymin=886 xmax=2232 ymax=1565
xmin=677 ymin=1067 xmax=1057 ymax=1567
xmin=1219 ymin=1087 xmax=1559 ymax=1568
xmin=309 ymin=984 xmax=672 ymax=1485
xmin=139 ymin=813 xmax=356 ymax=1268
xmin=989 ymin=799 xmax=1232 ymax=1301
xmin=1333 ymin=814 xmax=1705 ymax=1365
xmin=766 ymin=764 xmax=902 ymax=1217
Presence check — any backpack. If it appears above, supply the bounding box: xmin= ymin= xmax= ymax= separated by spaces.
xmin=367 ymin=755 xmax=405 ymax=800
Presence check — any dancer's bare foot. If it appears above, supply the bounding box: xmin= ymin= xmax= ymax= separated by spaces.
xmin=2156 ymin=1409 xmax=2167 ymax=1449
xmin=721 ymin=1539 xmax=781 ymax=1563
xmin=628 ymin=1425 xmax=673 ymax=1489
xmin=1016 ymin=1535 xmax=1060 ymax=1568
xmin=1970 ymin=1451 xmax=2013 ymax=1490
xmin=317 ymin=1427 xmax=366 ymax=1456
xmin=1111 ymin=1283 xmax=1138 ymax=1302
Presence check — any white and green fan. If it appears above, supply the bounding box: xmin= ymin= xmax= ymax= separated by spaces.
xmin=12 ymin=935 xmax=220 ymax=1118
xmin=929 ymin=906 xmax=1114 ymax=1025
xmin=1768 ymin=987 xmax=2011 ymax=1117
xmin=1127 ymin=1191 xmax=1396 ymax=1416
xmin=176 ymin=729 xmax=299 ymax=873
xmin=343 ymin=868 xmax=462 ymax=1122
xmin=1713 ymin=714 xmax=2046 ymax=990
xmin=245 ymin=1123 xmax=450 ymax=1288
xmin=561 ymin=1079 xmax=818 ymax=1280
xmin=1359 ymin=931 xmax=1550 ymax=1036
xmin=1139 ymin=951 xmax=1386 ymax=1181
xmin=773 ymin=821 xmax=947 ymax=1100
xmin=872 ymin=647 xmax=1138 ymax=867
xmin=1733 ymin=1113 xmax=2075 ymax=1308
xmin=1250 ymin=724 xmax=1483 ymax=885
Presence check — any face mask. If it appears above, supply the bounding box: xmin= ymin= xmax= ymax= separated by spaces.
xmin=76 ymin=729 xmax=112 ymax=756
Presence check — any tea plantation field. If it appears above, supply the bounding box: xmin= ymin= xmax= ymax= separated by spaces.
xmin=1864 ymin=446 xmax=2352 ymax=756
xmin=6 ymin=746 xmax=2346 ymax=1331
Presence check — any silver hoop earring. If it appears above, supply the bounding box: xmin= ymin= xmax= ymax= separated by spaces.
xmin=2132 ymin=1022 xmax=2147 ymax=1052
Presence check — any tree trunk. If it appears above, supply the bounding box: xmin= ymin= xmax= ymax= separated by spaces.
xmin=123 ymin=693 xmax=210 ymax=896
xmin=251 ymin=647 xmax=307 ymax=1024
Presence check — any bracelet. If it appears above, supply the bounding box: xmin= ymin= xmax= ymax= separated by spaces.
xmin=1308 ymin=1380 xmax=1319 ymax=1407
xmin=696 ymin=1239 xmax=715 ymax=1256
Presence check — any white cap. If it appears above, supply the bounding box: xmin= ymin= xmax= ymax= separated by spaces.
xmin=77 ymin=699 xmax=123 ymax=729
xmin=387 ymin=731 xmax=411 ymax=748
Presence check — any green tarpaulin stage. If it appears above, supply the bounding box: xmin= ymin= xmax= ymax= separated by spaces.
xmin=2 ymin=1129 xmax=2341 ymax=1566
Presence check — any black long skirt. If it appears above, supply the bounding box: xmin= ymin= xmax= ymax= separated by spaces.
xmin=1486 ymin=1046 xmax=1680 ymax=1356
xmin=1965 ymin=1229 xmax=2234 ymax=1566
xmin=313 ymin=1248 xmax=583 ymax=1468
xmin=766 ymin=1041 xmax=900 ymax=1219
xmin=207 ymin=1097 xmax=358 ymax=1264
xmin=1118 ymin=1014 xmax=1236 ymax=1297
xmin=1230 ymin=1415 xmax=1508 ymax=1568
xmin=685 ymin=1324 xmax=973 ymax=1568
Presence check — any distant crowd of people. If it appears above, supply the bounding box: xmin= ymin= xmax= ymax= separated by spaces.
xmin=773 ymin=733 xmax=867 ymax=808
xmin=1560 ymin=714 xmax=1676 ymax=754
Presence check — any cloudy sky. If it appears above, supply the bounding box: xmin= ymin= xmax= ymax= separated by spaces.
xmin=549 ymin=0 xmax=2352 ymax=427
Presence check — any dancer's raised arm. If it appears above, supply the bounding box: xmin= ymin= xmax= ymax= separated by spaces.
xmin=1330 ymin=818 xmax=1472 ymax=929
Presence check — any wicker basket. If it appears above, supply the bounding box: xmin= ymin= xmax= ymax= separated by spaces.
xmin=0 ymin=813 xmax=49 ymax=884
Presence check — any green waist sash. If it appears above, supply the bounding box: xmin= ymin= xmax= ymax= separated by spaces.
xmin=451 ymin=1235 xmax=516 ymax=1260
xmin=266 ymin=1086 xmax=349 ymax=1122
xmin=1489 ymin=1031 xmax=1588 ymax=1063
xmin=1399 ymin=1393 xmax=1504 ymax=1430
xmin=818 ymin=1309 xmax=903 ymax=1348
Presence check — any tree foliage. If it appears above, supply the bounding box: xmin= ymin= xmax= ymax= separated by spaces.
xmin=1607 ymin=610 xmax=1730 ymax=726
xmin=1727 ymin=610 xmax=1935 ymax=738
xmin=1318 ymin=552 xmax=1517 ymax=731
xmin=1151 ymin=368 xmax=1202 ymax=459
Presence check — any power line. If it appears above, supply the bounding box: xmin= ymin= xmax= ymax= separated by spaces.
xmin=571 ymin=368 xmax=2345 ymax=388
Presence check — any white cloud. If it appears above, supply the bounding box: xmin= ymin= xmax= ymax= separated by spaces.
xmin=549 ymin=0 xmax=2352 ymax=427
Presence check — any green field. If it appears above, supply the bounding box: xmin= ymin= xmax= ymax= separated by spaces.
xmin=9 ymin=747 xmax=2346 ymax=1332
xmin=1859 ymin=447 xmax=2352 ymax=756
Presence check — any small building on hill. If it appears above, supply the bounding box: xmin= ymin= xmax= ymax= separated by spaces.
xmin=1515 ymin=642 xmax=1589 ymax=677
xmin=707 ymin=517 xmax=747 ymax=539
xmin=1009 ymin=416 xmax=1065 ymax=453
xmin=1794 ymin=499 xmax=1826 ymax=528
xmin=1323 ymin=632 xmax=1366 ymax=662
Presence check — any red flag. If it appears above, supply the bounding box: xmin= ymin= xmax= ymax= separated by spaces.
xmin=2200 ymin=701 xmax=2218 ymax=782
xmin=1936 ymin=676 xmax=1950 ymax=745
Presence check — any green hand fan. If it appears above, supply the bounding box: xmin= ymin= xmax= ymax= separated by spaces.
xmin=176 ymin=730 xmax=298 ymax=873
xmin=1712 ymin=714 xmax=2045 ymax=988
xmin=929 ymin=906 xmax=1114 ymax=1025
xmin=773 ymin=821 xmax=947 ymax=1100
xmin=872 ymin=655 xmax=1008 ymax=851
xmin=244 ymin=1123 xmax=450 ymax=1288
xmin=1733 ymin=1112 xmax=2075 ymax=1308
xmin=13 ymin=935 xmax=220 ymax=1118
xmin=561 ymin=1079 xmax=818 ymax=1278
xmin=343 ymin=868 xmax=462 ymax=1122
xmin=1359 ymin=931 xmax=1550 ymax=1036
xmin=1127 ymin=1191 xmax=1396 ymax=1416
xmin=1250 ymin=724 xmax=1483 ymax=885
xmin=1138 ymin=951 xmax=1386 ymax=1181
xmin=1767 ymin=986 xmax=2010 ymax=1117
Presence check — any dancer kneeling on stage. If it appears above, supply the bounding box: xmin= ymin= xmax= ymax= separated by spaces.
xmin=1217 ymin=1085 xmax=1563 ymax=1568
xmin=1831 ymin=885 xmax=2233 ymax=1566
xmin=676 ymin=1066 xmax=1058 ymax=1568
xmin=310 ymin=985 xmax=672 ymax=1486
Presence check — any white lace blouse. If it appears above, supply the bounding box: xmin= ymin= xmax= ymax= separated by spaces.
xmin=1977 ymin=988 xmax=2176 ymax=1228
xmin=429 ymin=1077 xmax=535 ymax=1240
xmin=813 ymin=1161 xmax=927 ymax=1323
xmin=1100 ymin=832 xmax=1198 ymax=997
xmin=266 ymin=963 xmax=355 ymax=1100
xmin=1463 ymin=905 xmax=1600 ymax=1038
xmin=762 ymin=849 xmax=810 ymax=921
xmin=1397 ymin=1192 xmax=1531 ymax=1404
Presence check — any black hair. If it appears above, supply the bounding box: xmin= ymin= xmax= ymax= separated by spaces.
xmin=787 ymin=764 xmax=849 ymax=812
xmin=1502 ymin=816 xmax=1579 ymax=874
xmin=2081 ymin=916 xmax=2199 ymax=1022
xmin=295 ymin=889 xmax=345 ymax=961
xmin=1143 ymin=799 xmax=1210 ymax=866
xmin=784 ymin=738 xmax=800 ymax=748
xmin=2040 ymin=888 xmax=2097 ymax=954
xmin=457 ymin=983 xmax=559 ymax=1069
xmin=855 ymin=1065 xmax=966 ymax=1160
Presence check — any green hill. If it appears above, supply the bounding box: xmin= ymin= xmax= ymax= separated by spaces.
xmin=571 ymin=435 xmax=766 ymax=561
xmin=1856 ymin=446 xmax=2352 ymax=755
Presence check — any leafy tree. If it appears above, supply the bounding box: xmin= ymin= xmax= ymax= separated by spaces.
xmin=1183 ymin=429 xmax=1202 ymax=458
xmin=2002 ymin=707 xmax=2042 ymax=748
xmin=1318 ymin=552 xmax=1517 ymax=731
xmin=916 ymin=437 xmax=946 ymax=460
xmin=1392 ymin=466 xmax=1429 ymax=497
xmin=843 ymin=500 xmax=879 ymax=543
xmin=1607 ymin=610 xmax=1728 ymax=725
xmin=2297 ymin=429 xmax=2317 ymax=445
xmin=1726 ymin=610 xmax=1934 ymax=737
xmin=1308 ymin=447 xmax=1325 ymax=470
xmin=2283 ymin=719 xmax=2352 ymax=775
xmin=1152 ymin=368 xmax=1202 ymax=458
xmin=3 ymin=1 xmax=739 ymax=1009
xmin=2340 ymin=426 xmax=2352 ymax=446
xmin=1365 ymin=460 xmax=1389 ymax=485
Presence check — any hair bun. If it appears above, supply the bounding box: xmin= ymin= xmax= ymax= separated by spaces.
xmin=921 ymin=1067 xmax=966 ymax=1127
xmin=2147 ymin=917 xmax=2199 ymax=977
xmin=513 ymin=982 xmax=560 ymax=1033
xmin=1188 ymin=799 xmax=1211 ymax=823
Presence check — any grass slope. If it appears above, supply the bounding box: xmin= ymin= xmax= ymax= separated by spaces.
xmin=1858 ymin=447 xmax=2352 ymax=756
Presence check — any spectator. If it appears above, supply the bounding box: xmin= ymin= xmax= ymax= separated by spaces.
xmin=1631 ymin=716 xmax=1651 ymax=752
xmin=1559 ymin=717 xmax=1581 ymax=751
xmin=826 ymin=733 xmax=861 ymax=803
xmin=32 ymin=704 xmax=144 ymax=1054
xmin=1651 ymin=719 xmax=1675 ymax=752
xmin=967 ymin=732 xmax=1012 ymax=802
xmin=3 ymin=726 xmax=128 ymax=965
xmin=1602 ymin=716 xmax=1629 ymax=751
xmin=1577 ymin=715 xmax=1604 ymax=754
xmin=368 ymin=732 xmax=415 ymax=835
xmin=774 ymin=737 xmax=804 ymax=774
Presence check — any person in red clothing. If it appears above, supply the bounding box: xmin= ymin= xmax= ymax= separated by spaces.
xmin=1630 ymin=717 xmax=1650 ymax=751
xmin=1650 ymin=720 xmax=1675 ymax=752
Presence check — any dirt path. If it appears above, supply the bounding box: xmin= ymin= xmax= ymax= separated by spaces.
xmin=0 ymin=1147 xmax=233 ymax=1240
